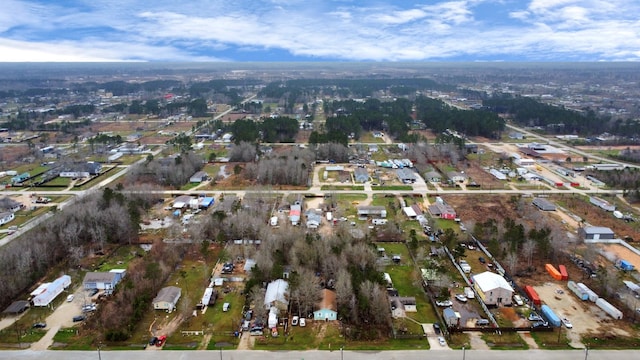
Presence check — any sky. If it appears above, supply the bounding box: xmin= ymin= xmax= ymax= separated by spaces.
xmin=1 ymin=0 xmax=639 ymax=62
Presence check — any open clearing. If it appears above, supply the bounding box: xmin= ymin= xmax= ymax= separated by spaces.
xmin=598 ymin=243 xmax=640 ymax=270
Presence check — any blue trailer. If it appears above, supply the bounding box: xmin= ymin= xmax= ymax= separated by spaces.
xmin=541 ymin=304 xmax=561 ymax=327
xmin=617 ymin=259 xmax=635 ymax=271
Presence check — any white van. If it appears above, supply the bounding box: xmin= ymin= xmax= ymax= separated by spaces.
xmin=223 ymin=303 xmax=230 ymax=312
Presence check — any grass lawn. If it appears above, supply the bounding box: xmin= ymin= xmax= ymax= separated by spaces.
xmin=9 ymin=206 xmax=53 ymax=227
xmin=51 ymin=327 xmax=94 ymax=350
xmin=94 ymin=245 xmax=142 ymax=272
xmin=481 ymin=331 xmax=528 ymax=350
xmin=0 ymin=326 xmax=47 ymax=345
xmin=385 ymin=265 xmax=437 ymax=324
xmin=321 ymin=185 xmax=364 ymax=191
xmin=44 ymin=177 xmax=72 ymax=187
xmin=531 ymin=329 xmax=572 ymax=349
xmin=581 ymin=334 xmax=640 ymax=349
xmin=373 ymin=185 xmax=413 ymax=191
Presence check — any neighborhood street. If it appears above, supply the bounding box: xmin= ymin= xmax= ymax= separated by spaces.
xmin=0 ymin=348 xmax=630 ymax=360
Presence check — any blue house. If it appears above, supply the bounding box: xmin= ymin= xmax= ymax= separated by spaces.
xmin=313 ymin=289 xmax=337 ymax=321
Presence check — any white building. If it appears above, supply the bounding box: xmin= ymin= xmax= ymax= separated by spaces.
xmin=472 ymin=272 xmax=513 ymax=306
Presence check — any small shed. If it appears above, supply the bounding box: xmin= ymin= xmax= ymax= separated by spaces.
xmin=443 ymin=307 xmax=460 ymax=327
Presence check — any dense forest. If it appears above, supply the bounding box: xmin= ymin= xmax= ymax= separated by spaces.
xmin=483 ymin=95 xmax=608 ymax=135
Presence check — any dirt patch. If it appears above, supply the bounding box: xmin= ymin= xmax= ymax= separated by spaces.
xmin=535 ymin=283 xmax=631 ymax=340
xmin=498 ymin=307 xmax=528 ymax=327
xmin=598 ymin=243 xmax=640 ymax=270
xmin=563 ymin=196 xmax=639 ymax=240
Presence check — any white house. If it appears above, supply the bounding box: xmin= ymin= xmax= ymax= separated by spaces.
xmin=0 ymin=211 xmax=15 ymax=225
xmin=313 ymin=289 xmax=337 ymax=321
xmin=472 ymin=272 xmax=513 ymax=306
xmin=153 ymin=286 xmax=182 ymax=312
xmin=189 ymin=171 xmax=208 ymax=183
xmin=264 ymin=279 xmax=289 ymax=310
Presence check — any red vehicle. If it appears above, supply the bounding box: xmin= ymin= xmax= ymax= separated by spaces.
xmin=156 ymin=335 xmax=167 ymax=347
xmin=524 ymin=285 xmax=541 ymax=306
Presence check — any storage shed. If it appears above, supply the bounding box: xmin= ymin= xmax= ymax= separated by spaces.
xmin=532 ymin=197 xmax=556 ymax=211
xmin=579 ymin=226 xmax=615 ymax=240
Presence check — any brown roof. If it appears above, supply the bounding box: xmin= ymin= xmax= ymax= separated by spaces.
xmin=317 ymin=289 xmax=337 ymax=311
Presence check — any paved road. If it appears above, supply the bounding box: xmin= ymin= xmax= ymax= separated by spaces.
xmin=0 ymin=349 xmax=629 ymax=360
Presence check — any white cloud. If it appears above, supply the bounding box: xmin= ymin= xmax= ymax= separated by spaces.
xmin=0 ymin=0 xmax=639 ymax=61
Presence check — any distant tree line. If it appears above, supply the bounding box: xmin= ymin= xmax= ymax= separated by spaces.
xmin=415 ymin=96 xmax=505 ymax=139
xmin=483 ymin=95 xmax=607 ymax=135
xmin=230 ymin=117 xmax=299 ymax=144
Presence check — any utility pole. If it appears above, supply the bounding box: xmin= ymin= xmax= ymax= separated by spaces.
xmin=462 ymin=346 xmax=466 ymax=360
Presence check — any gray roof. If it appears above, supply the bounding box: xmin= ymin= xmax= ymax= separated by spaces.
xmin=153 ymin=286 xmax=181 ymax=304
xmin=83 ymin=272 xmax=118 ymax=284
xmin=396 ymin=168 xmax=417 ymax=181
xmin=532 ymin=197 xmax=556 ymax=211
xmin=582 ymin=226 xmax=614 ymax=235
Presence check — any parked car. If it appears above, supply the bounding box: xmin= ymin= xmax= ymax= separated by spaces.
xmin=299 ymin=318 xmax=306 ymax=327
xmin=455 ymin=294 xmax=468 ymax=302
xmin=513 ymin=295 xmax=524 ymax=306
xmin=528 ymin=312 xmax=543 ymax=321
xmin=88 ymin=289 xmax=99 ymax=296
xmin=436 ymin=300 xmax=453 ymax=307
xmin=149 ymin=336 xmax=158 ymax=346
xmin=72 ymin=315 xmax=85 ymax=322
xmin=476 ymin=319 xmax=489 ymax=326
xmin=82 ymin=304 xmax=97 ymax=312
xmin=433 ymin=323 xmax=441 ymax=334
xmin=562 ymin=318 xmax=573 ymax=329
xmin=32 ymin=322 xmax=47 ymax=329
xmin=66 ymin=294 xmax=74 ymax=302
xmin=531 ymin=321 xmax=549 ymax=328
xmin=478 ymin=256 xmax=486 ymax=264
xmin=438 ymin=336 xmax=446 ymax=346
xmin=291 ymin=316 xmax=299 ymax=326
xmin=223 ymin=303 xmax=230 ymax=312
xmin=156 ymin=335 xmax=167 ymax=347
xmin=244 ymin=309 xmax=253 ymax=321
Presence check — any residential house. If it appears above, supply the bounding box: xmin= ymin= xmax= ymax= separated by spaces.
xmin=189 ymin=171 xmax=208 ymax=183
xmin=447 ymin=171 xmax=468 ymax=183
xmin=216 ymin=195 xmax=238 ymax=214
xmin=313 ymin=289 xmax=337 ymax=321
xmin=264 ymin=279 xmax=289 ymax=310
xmin=289 ymin=202 xmax=302 ymax=226
xmin=396 ymin=168 xmax=417 ymax=184
xmin=354 ymin=167 xmax=369 ymax=183
xmin=305 ymin=209 xmax=322 ymax=229
xmin=0 ymin=212 xmax=15 ymax=226
xmin=472 ymin=272 xmax=514 ymax=306
xmin=579 ymin=226 xmax=615 ymax=240
xmin=390 ymin=296 xmax=417 ymax=318
xmin=60 ymin=161 xmax=102 ymax=178
xmin=424 ymin=171 xmax=442 ymax=183
xmin=357 ymin=206 xmax=387 ymax=218
xmin=428 ymin=202 xmax=456 ymax=220
xmin=83 ymin=269 xmax=126 ymax=293
xmin=172 ymin=195 xmax=194 ymax=209
xmin=153 ymin=286 xmax=182 ymax=312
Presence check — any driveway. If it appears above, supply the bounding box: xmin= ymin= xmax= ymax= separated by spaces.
xmin=421 ymin=323 xmax=450 ymax=350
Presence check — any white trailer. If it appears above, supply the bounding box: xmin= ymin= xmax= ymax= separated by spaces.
xmin=32 ymin=275 xmax=71 ymax=307
xmin=596 ymin=298 xmax=623 ymax=319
